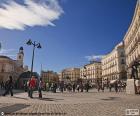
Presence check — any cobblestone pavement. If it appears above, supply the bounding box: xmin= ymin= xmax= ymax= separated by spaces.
xmin=0 ymin=89 xmax=140 ymax=116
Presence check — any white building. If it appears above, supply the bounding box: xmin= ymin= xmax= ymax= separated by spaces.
xmin=80 ymin=61 xmax=102 ymax=83
xmin=61 ymin=68 xmax=80 ymax=83
xmin=123 ymin=0 xmax=140 ymax=79
xmin=102 ymin=42 xmax=126 ymax=81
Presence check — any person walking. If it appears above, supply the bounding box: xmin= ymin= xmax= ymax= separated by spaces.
xmin=27 ymin=79 xmax=30 ymax=97
xmin=60 ymin=81 xmax=64 ymax=93
xmin=109 ymin=83 xmax=112 ymax=92
xmin=29 ymin=76 xmax=36 ymax=98
xmin=3 ymin=76 xmax=13 ymax=96
xmin=72 ymin=83 xmax=76 ymax=92
xmin=114 ymin=81 xmax=118 ymax=93
xmin=85 ymin=81 xmax=89 ymax=92
xmin=53 ymin=82 xmax=57 ymax=93
xmin=102 ymin=83 xmax=104 ymax=92
xmin=135 ymin=79 xmax=140 ymax=94
xmin=38 ymin=78 xmax=43 ymax=98
xmin=80 ymin=82 xmax=84 ymax=92
xmin=77 ymin=84 xmax=80 ymax=92
xmin=118 ymin=80 xmax=122 ymax=92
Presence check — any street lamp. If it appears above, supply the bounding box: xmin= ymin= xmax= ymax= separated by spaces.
xmin=26 ymin=39 xmax=42 ymax=77
xmin=84 ymin=66 xmax=88 ymax=83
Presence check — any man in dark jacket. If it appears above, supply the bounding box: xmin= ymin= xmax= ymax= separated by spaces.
xmin=3 ymin=76 xmax=13 ymax=96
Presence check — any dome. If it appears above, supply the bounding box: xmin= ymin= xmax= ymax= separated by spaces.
xmin=19 ymin=71 xmax=39 ymax=79
xmin=19 ymin=47 xmax=23 ymax=51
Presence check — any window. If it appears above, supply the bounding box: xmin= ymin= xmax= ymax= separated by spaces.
xmin=121 ymin=59 xmax=125 ymax=64
xmin=120 ymin=52 xmax=124 ymax=57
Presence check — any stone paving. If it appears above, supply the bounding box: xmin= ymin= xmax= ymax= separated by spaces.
xmin=0 ymin=89 xmax=140 ymax=116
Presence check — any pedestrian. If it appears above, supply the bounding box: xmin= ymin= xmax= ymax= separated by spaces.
xmin=109 ymin=83 xmax=112 ymax=92
xmin=38 ymin=78 xmax=43 ymax=98
xmin=77 ymin=84 xmax=80 ymax=92
xmin=60 ymin=81 xmax=64 ymax=93
xmin=3 ymin=76 xmax=13 ymax=96
xmin=29 ymin=76 xmax=36 ymax=98
xmin=72 ymin=83 xmax=76 ymax=92
xmin=1 ymin=81 xmax=4 ymax=89
xmin=97 ymin=83 xmax=101 ymax=92
xmin=80 ymin=82 xmax=84 ymax=92
xmin=67 ymin=83 xmax=72 ymax=92
xmin=102 ymin=83 xmax=104 ymax=92
xmin=53 ymin=82 xmax=57 ymax=93
xmin=85 ymin=81 xmax=89 ymax=92
xmin=64 ymin=83 xmax=66 ymax=91
xmin=27 ymin=79 xmax=30 ymax=97
xmin=114 ymin=81 xmax=118 ymax=93
xmin=118 ymin=80 xmax=121 ymax=92
xmin=135 ymin=79 xmax=140 ymax=94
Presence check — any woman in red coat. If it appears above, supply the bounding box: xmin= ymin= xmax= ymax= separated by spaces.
xmin=29 ymin=76 xmax=36 ymax=98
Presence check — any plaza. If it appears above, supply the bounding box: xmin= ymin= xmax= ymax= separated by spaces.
xmin=0 ymin=0 xmax=140 ymax=116
xmin=0 ymin=90 xmax=140 ymax=116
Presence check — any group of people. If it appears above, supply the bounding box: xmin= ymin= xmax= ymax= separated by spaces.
xmin=59 ymin=81 xmax=90 ymax=93
xmin=96 ymin=80 xmax=126 ymax=93
xmin=1 ymin=76 xmax=140 ymax=98
xmin=26 ymin=76 xmax=43 ymax=98
xmin=109 ymin=80 xmax=126 ymax=93
xmin=1 ymin=76 xmax=44 ymax=98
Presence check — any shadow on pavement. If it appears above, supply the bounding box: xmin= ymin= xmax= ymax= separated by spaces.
xmin=12 ymin=96 xmax=28 ymax=100
xmin=101 ymin=97 xmax=121 ymax=101
xmin=33 ymin=97 xmax=64 ymax=102
xmin=0 ymin=104 xmax=30 ymax=114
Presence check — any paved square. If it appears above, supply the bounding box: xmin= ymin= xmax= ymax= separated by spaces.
xmin=0 ymin=90 xmax=140 ymax=116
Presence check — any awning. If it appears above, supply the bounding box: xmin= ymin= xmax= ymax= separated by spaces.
xmin=110 ymin=80 xmax=117 ymax=84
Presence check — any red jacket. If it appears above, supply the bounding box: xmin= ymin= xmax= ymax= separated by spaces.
xmin=29 ymin=78 xmax=36 ymax=88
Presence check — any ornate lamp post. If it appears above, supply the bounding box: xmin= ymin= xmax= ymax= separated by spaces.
xmin=84 ymin=66 xmax=88 ymax=83
xmin=26 ymin=39 xmax=42 ymax=77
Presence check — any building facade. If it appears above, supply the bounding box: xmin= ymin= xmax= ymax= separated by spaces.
xmin=41 ymin=70 xmax=59 ymax=83
xmin=58 ymin=72 xmax=62 ymax=81
xmin=80 ymin=61 xmax=102 ymax=83
xmin=123 ymin=0 xmax=140 ymax=79
xmin=0 ymin=47 xmax=25 ymax=83
xmin=102 ymin=42 xmax=126 ymax=81
xmin=61 ymin=68 xmax=80 ymax=83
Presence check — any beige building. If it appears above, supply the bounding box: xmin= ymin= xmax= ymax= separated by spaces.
xmin=61 ymin=68 xmax=80 ymax=83
xmin=123 ymin=0 xmax=140 ymax=79
xmin=58 ymin=72 xmax=62 ymax=81
xmin=0 ymin=47 xmax=25 ymax=83
xmin=80 ymin=61 xmax=102 ymax=82
xmin=102 ymin=42 xmax=126 ymax=81
xmin=41 ymin=70 xmax=59 ymax=83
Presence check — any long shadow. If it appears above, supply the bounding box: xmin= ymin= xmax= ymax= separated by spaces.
xmin=0 ymin=89 xmax=25 ymax=96
xmin=33 ymin=97 xmax=64 ymax=102
xmin=101 ymin=97 xmax=120 ymax=101
xmin=12 ymin=96 xmax=28 ymax=100
xmin=0 ymin=104 xmax=30 ymax=114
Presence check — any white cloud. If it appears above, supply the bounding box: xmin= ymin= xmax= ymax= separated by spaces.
xmin=85 ymin=55 xmax=104 ymax=61
xmin=0 ymin=0 xmax=63 ymax=30
xmin=0 ymin=48 xmax=16 ymax=58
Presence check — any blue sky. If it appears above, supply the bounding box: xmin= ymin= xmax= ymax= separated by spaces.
xmin=0 ymin=0 xmax=137 ymax=73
